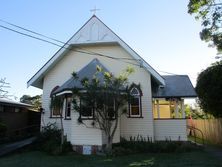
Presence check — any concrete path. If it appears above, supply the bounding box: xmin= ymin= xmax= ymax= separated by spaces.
xmin=0 ymin=137 xmax=36 ymax=156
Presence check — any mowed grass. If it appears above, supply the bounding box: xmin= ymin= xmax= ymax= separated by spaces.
xmin=0 ymin=151 xmax=221 ymax=167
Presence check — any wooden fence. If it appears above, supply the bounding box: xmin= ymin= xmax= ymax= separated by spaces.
xmin=188 ymin=119 xmax=222 ymax=144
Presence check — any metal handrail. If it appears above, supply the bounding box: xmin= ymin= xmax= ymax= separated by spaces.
xmin=187 ymin=125 xmax=205 ymax=145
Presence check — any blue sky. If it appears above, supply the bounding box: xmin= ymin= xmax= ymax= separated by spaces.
xmin=0 ymin=0 xmax=216 ymax=100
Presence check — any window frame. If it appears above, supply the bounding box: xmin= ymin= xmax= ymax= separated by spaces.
xmin=105 ymin=99 xmax=116 ymax=120
xmin=80 ymin=97 xmax=94 ymax=120
xmin=50 ymin=86 xmax=63 ymax=118
xmin=51 ymin=104 xmax=62 ymax=118
xmin=128 ymin=86 xmax=143 ymax=118
xmin=65 ymin=97 xmax=72 ymax=120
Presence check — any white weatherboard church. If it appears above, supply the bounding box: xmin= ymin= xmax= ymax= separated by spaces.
xmin=28 ymin=15 xmax=196 ymax=154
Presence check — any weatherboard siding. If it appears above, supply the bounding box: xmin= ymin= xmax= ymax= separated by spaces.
xmin=70 ymin=112 xmax=102 ymax=145
xmin=120 ymin=72 xmax=154 ymax=140
xmin=154 ymin=119 xmax=187 ymax=141
xmin=41 ymin=44 xmax=154 ymax=145
xmin=101 ymin=118 xmax=121 ymax=144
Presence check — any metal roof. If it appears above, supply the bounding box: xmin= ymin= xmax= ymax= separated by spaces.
xmin=55 ymin=66 xmax=197 ymax=98
xmin=0 ymin=98 xmax=32 ymax=107
xmin=152 ymin=75 xmax=197 ymax=98
xmin=53 ymin=58 xmax=111 ymax=94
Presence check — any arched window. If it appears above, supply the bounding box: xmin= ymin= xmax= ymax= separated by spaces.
xmin=129 ymin=86 xmax=142 ymax=117
xmin=50 ymin=86 xmax=61 ymax=117
xmin=50 ymin=85 xmax=60 ymax=98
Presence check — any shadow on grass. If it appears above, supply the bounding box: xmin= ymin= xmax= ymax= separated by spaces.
xmin=0 ymin=151 xmax=222 ymax=167
xmin=129 ymin=158 xmax=155 ymax=167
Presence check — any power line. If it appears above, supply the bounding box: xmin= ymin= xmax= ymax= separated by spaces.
xmin=0 ymin=18 xmax=65 ymax=45
xmin=158 ymin=70 xmax=197 ymax=80
xmin=0 ymin=23 xmax=137 ymax=65
xmin=0 ymin=19 xmax=192 ymax=78
xmin=0 ymin=18 xmax=134 ymax=61
xmin=0 ymin=25 xmax=64 ymax=48
xmin=158 ymin=70 xmax=179 ymax=75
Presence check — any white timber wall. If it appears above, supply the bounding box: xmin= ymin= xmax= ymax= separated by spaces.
xmin=120 ymin=72 xmax=154 ymax=140
xmin=102 ymin=118 xmax=121 ymax=144
xmin=154 ymin=119 xmax=187 ymax=141
xmin=42 ymin=44 xmax=154 ymax=146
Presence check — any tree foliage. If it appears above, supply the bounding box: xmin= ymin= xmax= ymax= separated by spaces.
xmin=196 ymin=62 xmax=222 ymax=117
xmin=0 ymin=78 xmax=11 ymax=98
xmin=72 ymin=66 xmax=134 ymax=153
xmin=20 ymin=94 xmax=42 ymax=110
xmin=188 ymin=0 xmax=222 ymax=54
xmin=184 ymin=103 xmax=212 ymax=119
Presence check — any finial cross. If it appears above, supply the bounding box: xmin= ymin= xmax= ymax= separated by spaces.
xmin=90 ymin=6 xmax=100 ymax=15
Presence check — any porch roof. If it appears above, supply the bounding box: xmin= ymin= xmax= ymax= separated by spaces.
xmin=152 ymin=75 xmax=197 ymax=98
xmin=53 ymin=58 xmax=112 ymax=95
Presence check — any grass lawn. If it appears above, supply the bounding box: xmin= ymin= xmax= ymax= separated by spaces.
xmin=188 ymin=136 xmax=222 ymax=149
xmin=0 ymin=151 xmax=221 ymax=167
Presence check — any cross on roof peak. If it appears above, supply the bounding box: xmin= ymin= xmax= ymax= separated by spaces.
xmin=90 ymin=6 xmax=100 ymax=15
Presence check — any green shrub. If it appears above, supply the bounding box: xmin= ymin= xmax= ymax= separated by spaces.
xmin=112 ymin=147 xmax=132 ymax=156
xmin=35 ymin=123 xmax=72 ymax=155
xmin=62 ymin=140 xmax=73 ymax=153
xmin=112 ymin=136 xmax=201 ymax=155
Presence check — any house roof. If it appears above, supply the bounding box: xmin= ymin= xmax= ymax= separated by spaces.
xmin=27 ymin=15 xmax=165 ymax=89
xmin=53 ymin=58 xmax=112 ymax=94
xmin=0 ymin=98 xmax=32 ymax=108
xmin=152 ymin=75 xmax=197 ymax=98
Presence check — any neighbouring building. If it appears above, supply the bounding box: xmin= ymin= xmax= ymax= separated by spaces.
xmin=0 ymin=98 xmax=40 ymax=137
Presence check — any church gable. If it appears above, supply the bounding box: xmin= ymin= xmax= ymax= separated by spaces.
xmin=70 ymin=16 xmax=116 ymax=43
xmin=27 ymin=15 xmax=165 ymax=89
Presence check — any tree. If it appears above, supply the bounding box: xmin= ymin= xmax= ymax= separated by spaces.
xmin=72 ymin=66 xmax=134 ymax=153
xmin=0 ymin=78 xmax=11 ymax=98
xmin=20 ymin=94 xmax=42 ymax=110
xmin=188 ymin=0 xmax=222 ymax=56
xmin=184 ymin=103 xmax=212 ymax=119
xmin=195 ymin=62 xmax=222 ymax=117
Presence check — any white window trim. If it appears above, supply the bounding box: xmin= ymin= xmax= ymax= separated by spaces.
xmin=65 ymin=97 xmax=72 ymax=119
xmin=51 ymin=100 xmax=63 ymax=118
xmin=129 ymin=87 xmax=142 ymax=117
xmin=51 ymin=107 xmax=62 ymax=117
xmin=129 ymin=96 xmax=141 ymax=117
xmin=105 ymin=99 xmax=116 ymax=119
xmin=130 ymin=87 xmax=140 ymax=96
xmin=80 ymin=109 xmax=94 ymax=119
xmin=80 ymin=98 xmax=94 ymax=119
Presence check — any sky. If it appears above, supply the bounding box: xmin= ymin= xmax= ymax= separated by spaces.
xmin=0 ymin=0 xmax=217 ymax=101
